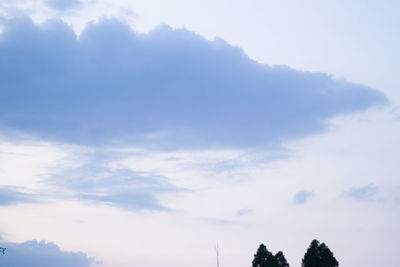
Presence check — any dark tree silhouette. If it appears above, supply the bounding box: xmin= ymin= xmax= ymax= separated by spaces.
xmin=275 ymin=251 xmax=289 ymax=267
xmin=252 ymin=244 xmax=290 ymax=267
xmin=302 ymin=240 xmax=338 ymax=267
xmin=302 ymin=240 xmax=320 ymax=267
xmin=252 ymin=244 xmax=272 ymax=267
xmin=0 ymin=247 xmax=5 ymax=254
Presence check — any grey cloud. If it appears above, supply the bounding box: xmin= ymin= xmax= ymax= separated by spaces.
xmin=293 ymin=190 xmax=314 ymax=205
xmin=0 ymin=238 xmax=95 ymax=267
xmin=0 ymin=17 xmax=388 ymax=149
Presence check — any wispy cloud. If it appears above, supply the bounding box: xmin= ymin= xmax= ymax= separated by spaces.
xmin=46 ymin=154 xmax=185 ymax=211
xmin=0 ymin=17 xmax=387 ymax=149
xmin=0 ymin=186 xmax=37 ymax=206
xmin=345 ymin=184 xmax=379 ymax=201
xmin=204 ymin=217 xmax=236 ymax=225
xmin=236 ymin=208 xmax=253 ymax=216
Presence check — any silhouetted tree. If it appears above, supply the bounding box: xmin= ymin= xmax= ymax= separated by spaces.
xmin=252 ymin=244 xmax=289 ymax=267
xmin=302 ymin=240 xmax=338 ymax=267
xmin=302 ymin=240 xmax=320 ymax=267
xmin=318 ymin=243 xmax=338 ymax=267
xmin=275 ymin=251 xmax=289 ymax=267
xmin=252 ymin=244 xmax=272 ymax=267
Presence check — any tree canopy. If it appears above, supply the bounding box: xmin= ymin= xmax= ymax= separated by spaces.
xmin=302 ymin=240 xmax=339 ymax=267
xmin=252 ymin=239 xmax=338 ymax=267
xmin=252 ymin=244 xmax=290 ymax=267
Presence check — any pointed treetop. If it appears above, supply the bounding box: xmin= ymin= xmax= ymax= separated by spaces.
xmin=302 ymin=240 xmax=338 ymax=267
xmin=252 ymin=244 xmax=289 ymax=267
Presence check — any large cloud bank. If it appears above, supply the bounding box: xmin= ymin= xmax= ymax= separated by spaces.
xmin=0 ymin=17 xmax=387 ymax=148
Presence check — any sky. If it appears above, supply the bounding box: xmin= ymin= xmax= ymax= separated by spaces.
xmin=0 ymin=0 xmax=399 ymax=266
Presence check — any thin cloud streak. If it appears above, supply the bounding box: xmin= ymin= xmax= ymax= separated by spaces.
xmin=345 ymin=184 xmax=379 ymax=201
xmin=45 ymin=154 xmax=185 ymax=211
xmin=0 ymin=186 xmax=38 ymax=206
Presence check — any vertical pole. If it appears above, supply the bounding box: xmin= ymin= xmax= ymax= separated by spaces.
xmin=216 ymin=244 xmax=220 ymax=267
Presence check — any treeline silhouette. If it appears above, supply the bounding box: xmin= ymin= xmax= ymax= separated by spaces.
xmin=252 ymin=239 xmax=338 ymax=267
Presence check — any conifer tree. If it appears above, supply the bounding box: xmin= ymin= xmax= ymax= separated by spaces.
xmin=302 ymin=240 xmax=338 ymax=267
xmin=252 ymin=244 xmax=273 ymax=267
xmin=275 ymin=251 xmax=289 ymax=267
xmin=252 ymin=244 xmax=290 ymax=267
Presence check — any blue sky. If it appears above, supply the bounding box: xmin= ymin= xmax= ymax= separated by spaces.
xmin=0 ymin=1 xmax=399 ymax=267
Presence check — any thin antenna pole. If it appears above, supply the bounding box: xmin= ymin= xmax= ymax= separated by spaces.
xmin=216 ymin=243 xmax=220 ymax=267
